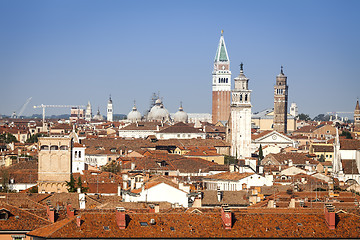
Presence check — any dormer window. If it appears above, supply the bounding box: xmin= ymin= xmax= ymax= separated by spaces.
xmin=0 ymin=209 xmax=10 ymax=220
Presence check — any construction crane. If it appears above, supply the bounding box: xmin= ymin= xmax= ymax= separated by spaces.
xmin=11 ymin=97 xmax=32 ymax=118
xmin=33 ymin=104 xmax=85 ymax=129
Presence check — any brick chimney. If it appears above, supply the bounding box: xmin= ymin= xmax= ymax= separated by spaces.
xmin=66 ymin=204 xmax=75 ymax=218
xmin=325 ymin=204 xmax=336 ymax=230
xmin=46 ymin=205 xmax=55 ymax=223
xmin=221 ymin=205 xmax=232 ymax=230
xmin=76 ymin=216 xmax=81 ymax=227
xmin=116 ymin=207 xmax=126 ymax=229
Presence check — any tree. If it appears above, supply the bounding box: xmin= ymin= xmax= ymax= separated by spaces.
xmin=65 ymin=174 xmax=76 ymax=193
xmin=224 ymin=155 xmax=237 ymax=165
xmin=340 ymin=131 xmax=353 ymax=139
xmin=319 ymin=154 xmax=325 ymax=162
xmin=77 ymin=176 xmax=88 ymax=193
xmin=258 ymin=144 xmax=264 ymax=165
xmin=0 ymin=169 xmax=9 ymax=192
xmin=0 ymin=133 xmax=18 ymax=143
xmin=298 ymin=113 xmax=311 ymax=121
xmin=26 ymin=133 xmax=47 ymax=143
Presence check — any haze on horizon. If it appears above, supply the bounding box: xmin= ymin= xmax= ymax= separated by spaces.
xmin=1 ymin=0 xmax=359 ymax=119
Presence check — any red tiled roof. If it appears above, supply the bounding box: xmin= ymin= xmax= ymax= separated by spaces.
xmin=158 ymin=122 xmax=203 ymax=134
xmin=27 ymin=210 xmax=360 ymax=238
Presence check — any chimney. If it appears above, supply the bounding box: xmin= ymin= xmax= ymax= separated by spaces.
xmin=325 ymin=204 xmax=336 ymax=230
xmin=154 ymin=205 xmax=160 ymax=213
xmin=289 ymin=198 xmax=295 ymax=208
xmin=116 ymin=207 xmax=126 ymax=229
xmin=157 ymin=125 xmax=160 ymax=131
xmin=131 ymin=162 xmax=135 ymax=170
xmin=77 ymin=187 xmax=81 ymax=193
xmin=118 ymin=185 xmax=121 ymax=196
xmin=149 ymin=204 xmax=155 ymax=213
xmin=46 ymin=205 xmax=55 ymax=223
xmin=221 ymin=205 xmax=232 ymax=229
xmin=76 ymin=216 xmax=81 ymax=227
xmin=217 ymin=187 xmax=222 ymax=202
xmin=66 ymin=204 xmax=75 ymax=218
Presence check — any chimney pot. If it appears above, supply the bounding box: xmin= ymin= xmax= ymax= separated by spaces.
xmin=221 ymin=205 xmax=232 ymax=229
xmin=325 ymin=204 xmax=336 ymax=230
xmin=76 ymin=216 xmax=81 ymax=227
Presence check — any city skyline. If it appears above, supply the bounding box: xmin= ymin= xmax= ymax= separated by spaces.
xmin=1 ymin=0 xmax=360 ymax=118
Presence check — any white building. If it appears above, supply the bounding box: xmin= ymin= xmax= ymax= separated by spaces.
xmin=251 ymin=130 xmax=297 ymax=155
xmin=229 ymin=63 xmax=252 ymax=158
xmin=290 ymin=102 xmax=298 ymax=117
xmin=203 ymin=172 xmax=273 ymax=191
xmin=122 ymin=176 xmax=189 ymax=207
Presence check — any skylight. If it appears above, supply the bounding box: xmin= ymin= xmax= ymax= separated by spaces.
xmin=140 ymin=222 xmax=148 ymax=226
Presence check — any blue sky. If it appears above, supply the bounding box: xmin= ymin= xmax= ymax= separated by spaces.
xmin=1 ymin=0 xmax=359 ymax=118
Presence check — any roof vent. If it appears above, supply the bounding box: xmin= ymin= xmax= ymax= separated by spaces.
xmin=150 ymin=219 xmax=156 ymax=225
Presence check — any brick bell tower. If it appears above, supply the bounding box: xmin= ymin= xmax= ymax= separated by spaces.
xmin=212 ymin=30 xmax=231 ymax=124
xmin=273 ymin=66 xmax=288 ymax=133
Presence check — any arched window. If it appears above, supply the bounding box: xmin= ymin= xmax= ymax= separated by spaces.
xmin=79 ymin=151 xmax=81 ymax=158
xmin=50 ymin=145 xmax=58 ymax=150
xmin=75 ymin=151 xmax=78 ymax=158
xmin=60 ymin=145 xmax=68 ymax=150
xmin=240 ymin=94 xmax=243 ymax=101
xmin=245 ymin=94 xmax=248 ymax=101
xmin=40 ymin=145 xmax=49 ymax=150
xmin=226 ymin=78 xmax=228 ymax=83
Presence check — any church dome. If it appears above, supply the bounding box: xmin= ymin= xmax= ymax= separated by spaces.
xmin=173 ymin=104 xmax=188 ymax=123
xmin=148 ymin=99 xmax=170 ymax=121
xmin=127 ymin=104 xmax=142 ymax=122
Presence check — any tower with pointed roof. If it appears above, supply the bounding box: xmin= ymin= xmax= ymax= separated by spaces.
xmin=273 ymin=66 xmax=288 ymax=133
xmin=354 ymin=99 xmax=360 ymax=130
xmin=107 ymin=95 xmax=113 ymax=122
xmin=228 ymin=63 xmax=252 ymax=158
xmin=212 ymin=30 xmax=231 ymax=124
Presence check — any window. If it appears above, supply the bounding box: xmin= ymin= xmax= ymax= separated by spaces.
xmin=50 ymin=145 xmax=58 ymax=150
xmin=40 ymin=145 xmax=49 ymax=150
xmin=0 ymin=210 xmax=9 ymax=220
xmin=75 ymin=151 xmax=78 ymax=158
xmin=79 ymin=151 xmax=81 ymax=158
xmin=245 ymin=94 xmax=248 ymax=101
xmin=60 ymin=145 xmax=68 ymax=150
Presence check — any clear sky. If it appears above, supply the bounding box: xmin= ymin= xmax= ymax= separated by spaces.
xmin=1 ymin=0 xmax=359 ymax=118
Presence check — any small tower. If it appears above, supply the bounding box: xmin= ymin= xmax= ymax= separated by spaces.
xmin=273 ymin=66 xmax=288 ymax=133
xmin=354 ymin=99 xmax=360 ymax=130
xmin=229 ymin=63 xmax=252 ymax=158
xmin=85 ymin=101 xmax=92 ymax=121
xmin=107 ymin=95 xmax=113 ymax=122
xmin=212 ymin=30 xmax=231 ymax=124
xmin=290 ymin=102 xmax=298 ymax=118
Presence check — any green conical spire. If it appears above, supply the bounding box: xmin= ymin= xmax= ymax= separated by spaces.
xmin=214 ymin=30 xmax=229 ymax=62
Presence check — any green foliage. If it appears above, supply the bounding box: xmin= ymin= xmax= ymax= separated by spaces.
xmin=77 ymin=176 xmax=88 ymax=193
xmin=258 ymin=144 xmax=264 ymax=165
xmin=318 ymin=154 xmax=325 ymax=162
xmin=102 ymin=161 xmax=121 ymax=174
xmin=224 ymin=155 xmax=237 ymax=165
xmin=65 ymin=174 xmax=76 ymax=193
xmin=26 ymin=133 xmax=47 ymax=143
xmin=340 ymin=131 xmax=353 ymax=139
xmin=29 ymin=185 xmax=38 ymax=193
xmin=298 ymin=113 xmax=311 ymax=121
xmin=0 ymin=133 xmax=18 ymax=143
xmin=0 ymin=169 xmax=9 ymax=192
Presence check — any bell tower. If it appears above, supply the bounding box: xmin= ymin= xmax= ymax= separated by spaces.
xmin=212 ymin=30 xmax=231 ymax=124
xmin=273 ymin=66 xmax=288 ymax=133
xmin=229 ymin=63 xmax=252 ymax=158
xmin=354 ymin=99 xmax=360 ymax=130
xmin=107 ymin=95 xmax=113 ymax=122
